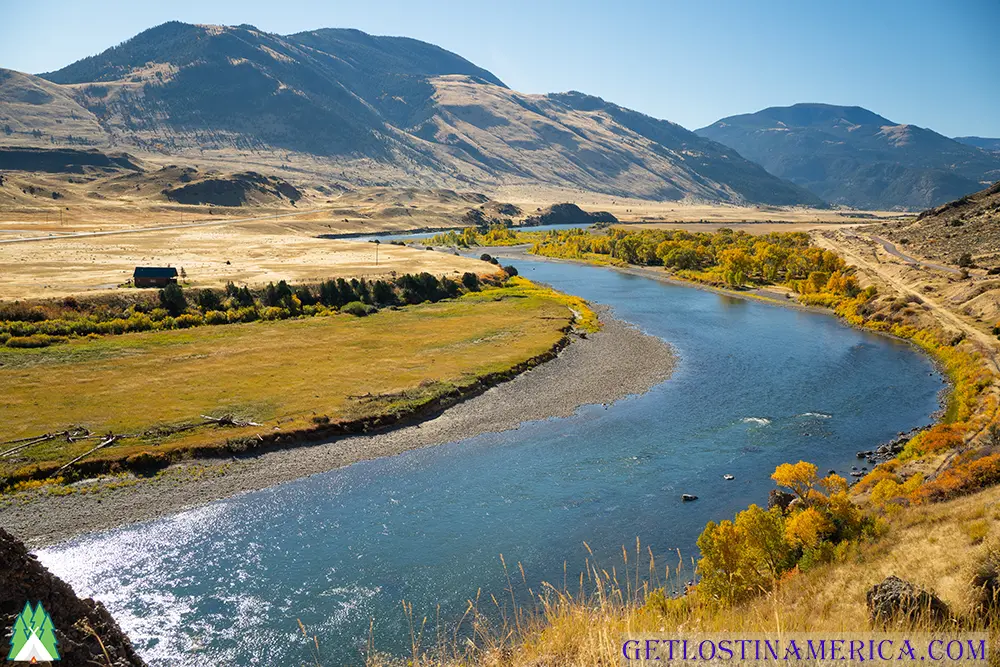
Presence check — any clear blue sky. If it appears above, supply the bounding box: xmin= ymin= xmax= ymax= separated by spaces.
xmin=1 ymin=0 xmax=997 ymax=137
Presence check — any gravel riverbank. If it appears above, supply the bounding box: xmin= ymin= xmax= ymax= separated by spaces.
xmin=1 ymin=310 xmax=675 ymax=546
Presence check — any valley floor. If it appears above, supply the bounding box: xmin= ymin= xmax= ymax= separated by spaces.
xmin=0 ymin=309 xmax=674 ymax=546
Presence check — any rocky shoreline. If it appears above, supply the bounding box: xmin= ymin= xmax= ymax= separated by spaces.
xmin=0 ymin=527 xmax=147 ymax=665
xmin=0 ymin=309 xmax=675 ymax=547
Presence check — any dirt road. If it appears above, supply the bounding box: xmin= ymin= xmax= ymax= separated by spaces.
xmin=815 ymin=230 xmax=996 ymax=354
xmin=869 ymin=235 xmax=962 ymax=275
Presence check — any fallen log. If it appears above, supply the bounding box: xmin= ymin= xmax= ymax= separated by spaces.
xmin=0 ymin=428 xmax=93 ymax=458
xmin=199 ymin=414 xmax=262 ymax=427
xmin=55 ymin=435 xmax=118 ymax=474
xmin=0 ymin=435 xmax=56 ymax=458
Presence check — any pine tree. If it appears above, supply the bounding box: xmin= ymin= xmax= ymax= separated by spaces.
xmin=7 ymin=603 xmax=31 ymax=659
xmin=37 ymin=609 xmax=60 ymax=660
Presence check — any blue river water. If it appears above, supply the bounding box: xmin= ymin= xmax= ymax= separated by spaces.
xmin=36 ymin=257 xmax=944 ymax=665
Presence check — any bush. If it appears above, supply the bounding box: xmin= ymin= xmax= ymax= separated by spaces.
xmin=967 ymin=538 xmax=1000 ymax=618
xmin=125 ymin=313 xmax=154 ymax=332
xmin=204 ymin=310 xmax=228 ymax=325
xmin=461 ymin=272 xmax=480 ymax=291
xmin=196 ymin=289 xmax=222 ymax=311
xmin=260 ymin=306 xmax=289 ymax=321
xmin=915 ymin=453 xmax=1000 ymax=502
xmin=341 ymin=301 xmax=376 ymax=317
xmin=5 ymin=334 xmax=64 ymax=348
xmin=228 ymin=307 xmax=258 ymax=323
xmin=503 ymin=265 xmax=519 ymax=277
xmin=174 ymin=313 xmax=203 ymax=328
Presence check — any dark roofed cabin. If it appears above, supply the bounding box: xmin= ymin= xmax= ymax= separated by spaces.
xmin=133 ymin=266 xmax=178 ymax=288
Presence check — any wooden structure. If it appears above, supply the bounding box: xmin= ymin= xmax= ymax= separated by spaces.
xmin=133 ymin=266 xmax=178 ymax=288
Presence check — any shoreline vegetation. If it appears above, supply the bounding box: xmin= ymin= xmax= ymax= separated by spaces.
xmin=0 ymin=270 xmax=604 ymax=489
xmin=0 ymin=308 xmax=675 ymax=545
xmin=356 ymin=225 xmax=1000 ymax=666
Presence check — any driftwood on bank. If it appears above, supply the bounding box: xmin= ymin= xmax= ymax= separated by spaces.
xmin=0 ymin=428 xmax=92 ymax=458
xmin=55 ymin=436 xmax=118 ymax=474
xmin=200 ymin=414 xmax=262 ymax=427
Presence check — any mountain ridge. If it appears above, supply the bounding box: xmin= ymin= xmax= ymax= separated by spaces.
xmin=696 ymin=102 xmax=1000 ymax=210
xmin=0 ymin=21 xmax=822 ymax=206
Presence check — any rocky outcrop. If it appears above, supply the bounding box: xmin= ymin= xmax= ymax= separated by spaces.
xmin=0 ymin=527 xmax=147 ymax=666
xmin=162 ymin=171 xmax=301 ymax=207
xmin=767 ymin=489 xmax=795 ymax=512
xmin=521 ymin=203 xmax=617 ymax=227
xmin=856 ymin=426 xmax=926 ymax=465
xmin=866 ymin=575 xmax=951 ymax=628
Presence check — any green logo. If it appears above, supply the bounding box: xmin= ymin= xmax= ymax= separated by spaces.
xmin=7 ymin=602 xmax=60 ymax=663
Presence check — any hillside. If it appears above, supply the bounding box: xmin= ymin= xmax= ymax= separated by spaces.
xmin=955 ymin=136 xmax=1000 ymax=153
xmin=881 ymin=180 xmax=1000 ymax=264
xmin=696 ymin=103 xmax=1000 ymax=209
xmin=0 ymin=22 xmax=821 ymax=206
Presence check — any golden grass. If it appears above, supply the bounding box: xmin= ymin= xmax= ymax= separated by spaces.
xmin=0 ymin=225 xmax=490 ymax=300
xmin=0 ymin=283 xmax=578 ymax=480
xmin=361 ymin=485 xmax=1000 ymax=667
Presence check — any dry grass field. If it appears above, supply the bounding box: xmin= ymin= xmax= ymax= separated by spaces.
xmin=0 ymin=160 xmax=902 ymax=301
xmin=0 ymin=225 xmax=488 ymax=300
xmin=0 ymin=283 xmax=575 ymax=481
xmin=492 ymin=183 xmax=909 ymax=225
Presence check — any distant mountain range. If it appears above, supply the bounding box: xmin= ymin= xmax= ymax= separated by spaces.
xmin=2 ymin=24 xmax=995 ymax=210
xmin=0 ymin=22 xmax=821 ymax=207
xmin=954 ymin=137 xmax=1000 ymax=153
xmin=696 ymin=104 xmax=1000 ymax=210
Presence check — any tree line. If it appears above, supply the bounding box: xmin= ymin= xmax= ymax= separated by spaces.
xmin=0 ymin=271 xmax=497 ymax=348
xmin=529 ymin=227 xmax=866 ymax=298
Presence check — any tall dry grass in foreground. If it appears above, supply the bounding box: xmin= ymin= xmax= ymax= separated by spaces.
xmin=354 ymin=484 xmax=1000 ymax=666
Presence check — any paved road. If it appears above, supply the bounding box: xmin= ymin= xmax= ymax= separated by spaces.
xmin=0 ymin=208 xmax=325 ymax=245
xmin=870 ymin=235 xmax=962 ymax=275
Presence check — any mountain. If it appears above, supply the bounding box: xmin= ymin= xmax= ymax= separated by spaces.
xmin=696 ymin=103 xmax=1000 ymax=210
xmin=954 ymin=136 xmax=1000 ymax=153
xmin=0 ymin=22 xmax=821 ymax=206
xmin=881 ymin=180 xmax=1000 ymax=264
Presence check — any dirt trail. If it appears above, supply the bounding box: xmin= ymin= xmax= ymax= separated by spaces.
xmin=815 ymin=230 xmax=998 ymax=359
xmin=869 ymin=234 xmax=962 ymax=275
xmin=815 ymin=229 xmax=1000 ymax=466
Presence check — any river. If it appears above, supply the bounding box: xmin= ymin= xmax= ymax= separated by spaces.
xmin=36 ymin=256 xmax=944 ymax=665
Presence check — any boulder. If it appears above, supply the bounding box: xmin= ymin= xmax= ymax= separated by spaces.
xmin=866 ymin=575 xmax=950 ymax=628
xmin=767 ymin=489 xmax=795 ymax=512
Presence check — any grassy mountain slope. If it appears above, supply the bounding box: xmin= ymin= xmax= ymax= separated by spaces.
xmin=696 ymin=103 xmax=1000 ymax=209
xmin=0 ymin=69 xmax=108 ymax=147
xmin=955 ymin=136 xmax=1000 ymax=153
xmin=882 ymin=180 xmax=1000 ymax=263
xmin=0 ymin=22 xmax=821 ymax=206
xmin=417 ymin=79 xmax=825 ymax=204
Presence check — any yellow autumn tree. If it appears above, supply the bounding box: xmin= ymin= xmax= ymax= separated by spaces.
xmin=785 ymin=506 xmax=835 ymax=549
xmin=771 ymin=461 xmax=819 ymax=501
xmin=696 ymin=519 xmax=766 ymax=605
